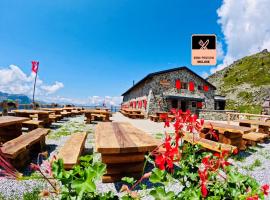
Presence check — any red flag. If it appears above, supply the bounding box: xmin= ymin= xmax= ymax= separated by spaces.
xmin=32 ymin=61 xmax=39 ymax=74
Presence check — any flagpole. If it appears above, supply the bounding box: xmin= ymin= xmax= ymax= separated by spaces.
xmin=32 ymin=70 xmax=38 ymax=109
xmin=32 ymin=61 xmax=39 ymax=109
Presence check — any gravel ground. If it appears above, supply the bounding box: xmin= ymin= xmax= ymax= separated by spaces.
xmin=1 ymin=113 xmax=270 ymax=199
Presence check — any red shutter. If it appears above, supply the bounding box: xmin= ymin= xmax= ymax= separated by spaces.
xmin=189 ymin=82 xmax=195 ymax=91
xmin=175 ymin=79 xmax=181 ymax=90
xmin=203 ymin=85 xmax=209 ymax=92
xmin=144 ymin=100 xmax=147 ymax=109
xmin=130 ymin=102 xmax=133 ymax=108
xmin=133 ymin=101 xmax=136 ymax=108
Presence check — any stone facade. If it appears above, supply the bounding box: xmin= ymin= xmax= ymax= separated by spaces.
xmin=122 ymin=67 xmax=216 ymax=115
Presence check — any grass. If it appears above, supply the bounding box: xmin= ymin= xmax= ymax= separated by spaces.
xmin=23 ymin=188 xmax=41 ymax=200
xmin=225 ymin=99 xmax=262 ymax=114
xmin=48 ymin=120 xmax=92 ymax=139
xmin=243 ymin=159 xmax=262 ymax=171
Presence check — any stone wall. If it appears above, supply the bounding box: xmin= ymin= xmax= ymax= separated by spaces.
xmin=122 ymin=68 xmax=216 ymax=115
xmin=198 ymin=109 xmax=237 ymax=121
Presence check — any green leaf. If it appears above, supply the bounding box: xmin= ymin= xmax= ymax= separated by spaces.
xmin=150 ymin=187 xmax=175 ymax=200
xmin=71 ymin=167 xmax=97 ymax=199
xmin=121 ymin=177 xmax=136 ymax=185
xmin=149 ymin=168 xmax=167 ymax=184
xmin=52 ymin=159 xmax=65 ymax=179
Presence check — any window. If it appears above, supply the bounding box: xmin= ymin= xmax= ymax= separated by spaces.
xmin=198 ymin=85 xmax=203 ymax=90
xmin=181 ymin=82 xmax=188 ymax=89
xmin=191 ymin=101 xmax=196 ymax=108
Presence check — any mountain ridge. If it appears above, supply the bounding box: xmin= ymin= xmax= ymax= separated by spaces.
xmin=207 ymin=49 xmax=270 ymax=113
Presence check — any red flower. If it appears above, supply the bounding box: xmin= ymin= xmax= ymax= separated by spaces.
xmin=164 ymin=119 xmax=170 ymax=128
xmin=233 ymin=148 xmax=239 ymax=155
xmin=201 ymin=183 xmax=208 ymax=198
xmin=198 ymin=169 xmax=208 ymax=197
xmin=155 ymin=155 xmax=166 ymax=170
xmin=262 ymin=184 xmax=270 ymax=195
xmin=246 ymin=195 xmax=259 ymax=200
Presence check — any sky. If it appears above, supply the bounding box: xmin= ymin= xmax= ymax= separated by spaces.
xmin=0 ymin=0 xmax=270 ymax=105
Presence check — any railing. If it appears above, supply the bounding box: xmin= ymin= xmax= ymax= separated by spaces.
xmin=226 ymin=112 xmax=270 ymax=124
xmin=0 ymin=104 xmax=121 ymax=113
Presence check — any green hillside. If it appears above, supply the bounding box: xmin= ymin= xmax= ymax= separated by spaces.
xmin=207 ymin=49 xmax=270 ymax=114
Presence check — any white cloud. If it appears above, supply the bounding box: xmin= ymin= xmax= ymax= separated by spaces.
xmin=38 ymin=95 xmax=123 ymax=106
xmin=201 ymin=71 xmax=210 ymax=79
xmin=89 ymin=96 xmax=123 ymax=106
xmin=211 ymin=0 xmax=270 ymax=73
xmin=41 ymin=81 xmax=64 ymax=94
xmin=216 ymin=40 xmax=224 ymax=61
xmin=0 ymin=65 xmax=64 ymax=96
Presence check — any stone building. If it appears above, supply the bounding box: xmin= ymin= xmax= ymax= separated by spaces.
xmin=122 ymin=66 xmax=221 ymax=115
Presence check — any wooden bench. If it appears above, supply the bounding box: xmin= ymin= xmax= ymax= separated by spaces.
xmin=1 ymin=128 xmax=50 ymax=168
xmin=183 ymin=132 xmax=237 ymax=153
xmin=128 ymin=113 xmax=145 ymax=119
xmin=149 ymin=115 xmax=159 ymax=122
xmin=22 ymin=120 xmax=44 ymax=131
xmin=91 ymin=114 xmax=106 ymax=121
xmin=95 ymin=122 xmax=160 ymax=183
xmin=57 ymin=132 xmax=87 ymax=169
xmin=49 ymin=115 xmax=57 ymax=123
xmin=242 ymin=132 xmax=268 ymax=146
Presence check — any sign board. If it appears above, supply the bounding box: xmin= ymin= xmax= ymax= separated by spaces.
xmin=160 ymin=80 xmax=170 ymax=86
xmin=192 ymin=34 xmax=216 ymax=65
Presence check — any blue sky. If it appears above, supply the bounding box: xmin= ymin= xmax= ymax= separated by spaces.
xmin=0 ymin=0 xmax=225 ymax=104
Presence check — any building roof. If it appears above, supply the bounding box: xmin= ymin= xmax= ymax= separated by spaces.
xmin=122 ymin=66 xmax=216 ymax=96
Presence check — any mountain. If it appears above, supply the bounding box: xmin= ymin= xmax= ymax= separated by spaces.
xmin=0 ymin=91 xmax=32 ymax=104
xmin=207 ymin=49 xmax=270 ymax=114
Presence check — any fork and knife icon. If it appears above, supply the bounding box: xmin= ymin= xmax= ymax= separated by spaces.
xmin=199 ymin=39 xmax=209 ymax=49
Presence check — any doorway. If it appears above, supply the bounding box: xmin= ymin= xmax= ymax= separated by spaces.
xmin=181 ymin=100 xmax=187 ymax=112
xmin=171 ymin=99 xmax=178 ymax=109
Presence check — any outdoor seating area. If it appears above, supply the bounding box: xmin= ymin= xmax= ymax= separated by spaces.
xmin=1 ymin=107 xmax=270 ymax=199
xmin=120 ymin=108 xmax=145 ymax=119
xmin=82 ymin=109 xmax=111 ymax=123
xmin=149 ymin=111 xmax=175 ymax=122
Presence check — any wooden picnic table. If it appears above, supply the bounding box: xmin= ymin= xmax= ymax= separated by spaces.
xmin=201 ymin=122 xmax=255 ymax=150
xmin=82 ymin=109 xmax=111 ymax=123
xmin=40 ymin=108 xmax=63 ymax=115
xmin=123 ymin=109 xmax=142 ymax=114
xmin=13 ymin=110 xmax=53 ymax=126
xmin=236 ymin=119 xmax=270 ymax=134
xmin=0 ymin=116 xmax=29 ymax=143
xmin=95 ymin=122 xmax=160 ymax=183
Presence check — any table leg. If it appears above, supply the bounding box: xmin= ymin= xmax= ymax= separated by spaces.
xmin=219 ymin=132 xmax=245 ymax=150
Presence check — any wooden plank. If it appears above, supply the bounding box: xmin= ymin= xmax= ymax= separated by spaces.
xmin=95 ymin=122 xmax=160 ymax=154
xmin=102 ymin=153 xmax=145 ymax=164
xmin=1 ymin=128 xmax=49 ymax=158
xmin=242 ymin=132 xmax=268 ymax=141
xmin=106 ymin=162 xmax=144 ymax=175
xmin=237 ymin=119 xmax=270 ymax=127
xmin=0 ymin=116 xmax=29 ymax=127
xmin=23 ymin=120 xmax=43 ymax=126
xmin=203 ymin=122 xmax=255 ymax=134
xmin=57 ymin=132 xmax=87 ymax=169
xmin=183 ymin=132 xmax=237 ymax=153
